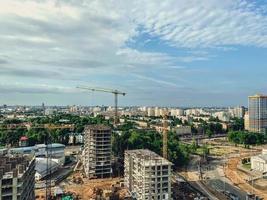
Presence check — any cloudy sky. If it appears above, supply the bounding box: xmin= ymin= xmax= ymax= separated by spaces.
xmin=0 ymin=0 xmax=267 ymax=106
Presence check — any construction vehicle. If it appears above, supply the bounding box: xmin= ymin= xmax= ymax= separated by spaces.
xmin=77 ymin=86 xmax=126 ymax=125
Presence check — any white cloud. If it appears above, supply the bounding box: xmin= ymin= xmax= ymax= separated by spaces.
xmin=0 ymin=0 xmax=266 ymax=105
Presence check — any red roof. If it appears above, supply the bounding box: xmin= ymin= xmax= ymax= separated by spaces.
xmin=20 ymin=136 xmax=28 ymax=141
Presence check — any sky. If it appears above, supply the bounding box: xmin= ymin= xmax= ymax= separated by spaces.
xmin=0 ymin=0 xmax=267 ymax=107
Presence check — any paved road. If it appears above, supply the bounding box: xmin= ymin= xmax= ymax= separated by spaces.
xmin=186 ymin=155 xmax=220 ymax=200
xmin=203 ymin=158 xmax=247 ymax=200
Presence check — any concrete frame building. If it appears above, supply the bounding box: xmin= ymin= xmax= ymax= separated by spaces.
xmin=0 ymin=154 xmax=35 ymax=200
xmin=124 ymin=149 xmax=172 ymax=200
xmin=248 ymin=94 xmax=267 ymax=133
xmin=83 ymin=125 xmax=112 ymax=179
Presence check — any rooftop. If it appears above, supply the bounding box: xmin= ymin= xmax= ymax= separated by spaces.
xmin=84 ymin=124 xmax=111 ymax=131
xmin=125 ymin=149 xmax=172 ymax=166
xmin=0 ymin=154 xmax=34 ymax=179
xmin=35 ymin=143 xmax=65 ymax=148
xmin=249 ymin=94 xmax=267 ymax=98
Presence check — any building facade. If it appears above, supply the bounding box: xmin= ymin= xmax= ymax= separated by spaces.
xmin=124 ymin=149 xmax=172 ymax=200
xmin=248 ymin=94 xmax=267 ymax=133
xmin=0 ymin=154 xmax=35 ymax=200
xmin=83 ymin=125 xmax=112 ymax=178
xmin=251 ymin=149 xmax=267 ymax=173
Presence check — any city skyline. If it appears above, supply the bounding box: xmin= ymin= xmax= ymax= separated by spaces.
xmin=1 ymin=0 xmax=267 ymax=106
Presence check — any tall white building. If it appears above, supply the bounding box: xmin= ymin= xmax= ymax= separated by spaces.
xmin=124 ymin=149 xmax=172 ymax=200
xmin=147 ymin=107 xmax=155 ymax=117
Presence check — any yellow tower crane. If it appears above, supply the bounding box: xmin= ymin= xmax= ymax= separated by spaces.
xmin=77 ymin=86 xmax=126 ymax=125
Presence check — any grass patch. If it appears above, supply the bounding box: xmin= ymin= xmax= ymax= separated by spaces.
xmin=242 ymin=163 xmax=251 ymax=170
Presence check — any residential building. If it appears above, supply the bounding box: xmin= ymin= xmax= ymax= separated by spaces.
xmin=147 ymin=108 xmax=155 ymax=117
xmin=248 ymin=94 xmax=267 ymax=133
xmin=173 ymin=125 xmax=192 ymax=136
xmin=83 ymin=125 xmax=112 ymax=178
xmin=170 ymin=109 xmax=184 ymax=117
xmin=244 ymin=111 xmax=250 ymax=131
xmin=124 ymin=149 xmax=172 ymax=200
xmin=0 ymin=154 xmax=35 ymax=200
xmin=229 ymin=106 xmax=245 ymax=118
xmin=212 ymin=111 xmax=230 ymax=122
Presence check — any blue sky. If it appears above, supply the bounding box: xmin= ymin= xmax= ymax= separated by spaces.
xmin=0 ymin=0 xmax=267 ymax=106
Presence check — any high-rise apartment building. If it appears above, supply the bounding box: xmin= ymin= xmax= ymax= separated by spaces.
xmin=248 ymin=94 xmax=267 ymax=133
xmin=230 ymin=106 xmax=245 ymax=118
xmin=0 ymin=154 xmax=35 ymax=200
xmin=124 ymin=149 xmax=172 ymax=200
xmin=83 ymin=125 xmax=112 ymax=178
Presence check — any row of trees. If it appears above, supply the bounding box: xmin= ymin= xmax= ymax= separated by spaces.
xmin=0 ymin=114 xmax=109 ymax=146
xmin=228 ymin=131 xmax=267 ymax=147
xmin=112 ymin=129 xmax=192 ymax=168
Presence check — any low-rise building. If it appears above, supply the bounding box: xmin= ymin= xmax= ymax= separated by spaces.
xmin=10 ymin=143 xmax=66 ymax=165
xmin=35 ymin=157 xmax=59 ymax=181
xmin=172 ymin=125 xmax=191 ymax=136
xmin=251 ymin=149 xmax=267 ymax=173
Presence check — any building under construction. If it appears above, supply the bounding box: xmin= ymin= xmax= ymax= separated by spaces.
xmin=0 ymin=154 xmax=35 ymax=200
xmin=124 ymin=149 xmax=172 ymax=200
xmin=82 ymin=125 xmax=112 ymax=178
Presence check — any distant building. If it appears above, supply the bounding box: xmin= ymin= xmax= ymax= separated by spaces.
xmin=229 ymin=106 xmax=245 ymax=118
xmin=44 ymin=108 xmax=56 ymax=115
xmin=170 ymin=109 xmax=184 ymax=117
xmin=173 ymin=125 xmax=192 ymax=136
xmin=0 ymin=154 xmax=35 ymax=200
xmin=248 ymin=94 xmax=267 ymax=133
xmin=19 ymin=136 xmax=29 ymax=147
xmin=251 ymin=149 xmax=267 ymax=173
xmin=82 ymin=125 xmax=112 ymax=178
xmin=244 ymin=111 xmax=250 ymax=131
xmin=147 ymin=107 xmax=155 ymax=117
xmin=212 ymin=111 xmax=230 ymax=122
xmin=69 ymin=133 xmax=84 ymax=145
xmin=124 ymin=149 xmax=172 ymax=200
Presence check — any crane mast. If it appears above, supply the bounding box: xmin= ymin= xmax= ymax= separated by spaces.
xmin=163 ymin=114 xmax=168 ymax=159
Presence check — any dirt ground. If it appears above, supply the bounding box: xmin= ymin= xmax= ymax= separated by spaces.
xmin=35 ymin=173 xmax=128 ymax=200
xmin=61 ymin=172 xmax=128 ymax=200
xmin=225 ymin=155 xmax=267 ymax=199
